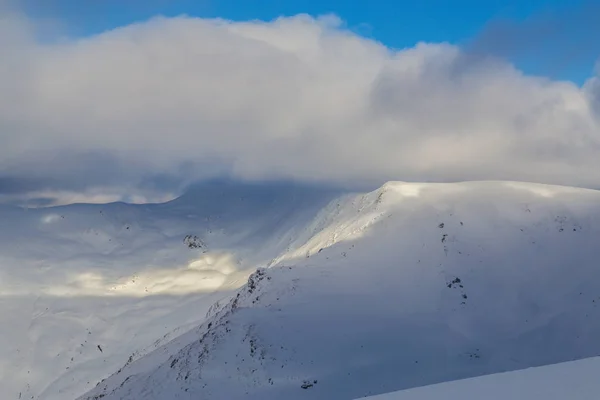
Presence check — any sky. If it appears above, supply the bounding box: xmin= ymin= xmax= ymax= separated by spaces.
xmin=0 ymin=0 xmax=599 ymax=205
xmin=19 ymin=0 xmax=599 ymax=83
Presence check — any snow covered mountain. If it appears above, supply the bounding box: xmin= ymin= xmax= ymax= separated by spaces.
xmin=3 ymin=180 xmax=600 ymax=399
xmin=79 ymin=180 xmax=600 ymax=400
xmin=0 ymin=180 xmax=340 ymax=400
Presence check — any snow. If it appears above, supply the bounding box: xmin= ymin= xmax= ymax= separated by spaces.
xmin=0 ymin=180 xmax=339 ymax=400
xmin=4 ymin=179 xmax=600 ymax=399
xmin=360 ymin=356 xmax=600 ymax=399
xmin=78 ymin=180 xmax=600 ymax=400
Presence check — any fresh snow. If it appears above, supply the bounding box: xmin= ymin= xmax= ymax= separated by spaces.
xmin=0 ymin=180 xmax=340 ymax=400
xmin=361 ymin=356 xmax=600 ymax=399
xmin=3 ymin=180 xmax=600 ymax=399
xmin=80 ymin=180 xmax=600 ymax=400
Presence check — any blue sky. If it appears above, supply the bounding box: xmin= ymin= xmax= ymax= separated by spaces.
xmin=21 ymin=0 xmax=598 ymax=84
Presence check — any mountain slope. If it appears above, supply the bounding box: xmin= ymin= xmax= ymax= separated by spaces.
xmin=0 ymin=180 xmax=341 ymax=400
xmin=362 ymin=356 xmax=600 ymax=400
xmin=80 ymin=181 xmax=600 ymax=400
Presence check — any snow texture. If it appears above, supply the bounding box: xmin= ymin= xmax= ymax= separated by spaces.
xmin=0 ymin=180 xmax=339 ymax=400
xmin=80 ymin=180 xmax=600 ymax=400
xmin=4 ymin=180 xmax=600 ymax=399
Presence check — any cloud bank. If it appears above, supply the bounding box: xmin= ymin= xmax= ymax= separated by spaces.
xmin=464 ymin=1 xmax=600 ymax=79
xmin=0 ymin=11 xmax=599 ymax=204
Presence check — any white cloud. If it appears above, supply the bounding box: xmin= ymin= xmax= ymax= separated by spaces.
xmin=0 ymin=12 xmax=599 ymax=203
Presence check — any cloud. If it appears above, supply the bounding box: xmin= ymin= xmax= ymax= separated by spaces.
xmin=0 ymin=11 xmax=599 ymax=204
xmin=464 ymin=1 xmax=600 ymax=79
xmin=585 ymin=63 xmax=600 ymax=116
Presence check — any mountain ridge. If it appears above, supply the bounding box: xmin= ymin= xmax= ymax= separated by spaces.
xmin=78 ymin=180 xmax=600 ymax=400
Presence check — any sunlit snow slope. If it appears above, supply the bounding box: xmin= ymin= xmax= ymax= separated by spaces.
xmin=0 ymin=180 xmax=340 ymax=400
xmin=361 ymin=356 xmax=600 ymax=400
xmin=80 ymin=181 xmax=600 ymax=400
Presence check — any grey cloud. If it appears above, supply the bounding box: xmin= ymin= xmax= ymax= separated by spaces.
xmin=0 ymin=13 xmax=599 ymax=205
xmin=464 ymin=1 xmax=600 ymax=79
xmin=586 ymin=72 xmax=600 ymax=116
xmin=0 ymin=176 xmax=46 ymax=194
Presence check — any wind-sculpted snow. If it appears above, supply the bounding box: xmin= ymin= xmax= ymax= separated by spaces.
xmin=80 ymin=181 xmax=600 ymax=400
